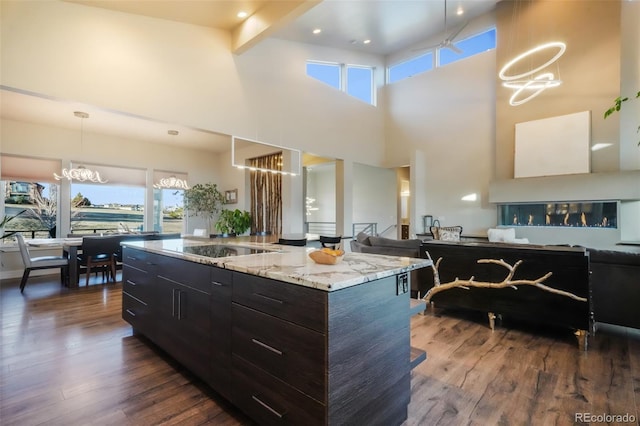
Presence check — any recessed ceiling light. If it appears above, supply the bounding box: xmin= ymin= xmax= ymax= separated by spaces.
xmin=363 ymin=39 xmax=371 ymax=44
xmin=313 ymin=28 xmax=322 ymax=34
xmin=456 ymin=6 xmax=464 ymax=16
xmin=237 ymin=11 xmax=248 ymax=18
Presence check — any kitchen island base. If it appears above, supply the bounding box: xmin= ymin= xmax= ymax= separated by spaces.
xmin=121 ymin=243 xmax=429 ymax=425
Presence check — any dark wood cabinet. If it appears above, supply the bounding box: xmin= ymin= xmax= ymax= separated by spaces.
xmin=121 ymin=247 xmax=161 ymax=339
xmin=121 ymin=247 xmax=231 ymax=397
xmin=154 ymin=273 xmax=212 ymax=381
xmin=122 ymin=247 xmax=417 ymax=426
xmin=209 ymin=267 xmax=233 ymax=400
xmin=231 ymin=271 xmax=412 ymax=425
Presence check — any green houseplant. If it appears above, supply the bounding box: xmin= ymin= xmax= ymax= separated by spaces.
xmin=604 ymin=90 xmax=640 ymax=146
xmin=183 ymin=183 xmax=225 ymax=233
xmin=215 ymin=209 xmax=251 ymax=236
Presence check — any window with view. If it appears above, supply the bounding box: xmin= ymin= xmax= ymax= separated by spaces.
xmin=306 ymin=60 xmax=376 ymax=105
xmin=153 ymin=188 xmax=184 ymax=233
xmin=1 ymin=155 xmax=62 ymax=244
xmin=347 ymin=65 xmax=374 ymax=104
xmin=70 ymin=183 xmax=145 ymax=234
xmin=306 ymin=61 xmax=341 ymax=90
xmin=387 ymin=27 xmax=496 ymax=84
xmin=439 ymin=27 xmax=496 ymax=66
xmin=2 ymin=181 xmax=59 ymax=243
xmin=388 ymin=52 xmax=434 ymax=84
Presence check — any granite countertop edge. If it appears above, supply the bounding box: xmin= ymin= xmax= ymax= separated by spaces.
xmin=122 ymin=238 xmax=432 ymax=291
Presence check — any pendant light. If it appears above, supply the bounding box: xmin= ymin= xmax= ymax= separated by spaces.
xmin=54 ymin=111 xmax=108 ymax=183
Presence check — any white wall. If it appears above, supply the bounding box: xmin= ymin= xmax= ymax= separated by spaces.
xmin=352 ymin=163 xmax=397 ymax=236
xmin=384 ymin=51 xmax=497 ymax=235
xmin=1 ymin=0 xmax=388 ymax=167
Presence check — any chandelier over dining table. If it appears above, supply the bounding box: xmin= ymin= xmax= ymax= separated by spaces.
xmin=54 ymin=111 xmax=108 ymax=183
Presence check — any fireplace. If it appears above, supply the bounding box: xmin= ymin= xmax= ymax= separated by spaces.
xmin=498 ymin=201 xmax=617 ymax=229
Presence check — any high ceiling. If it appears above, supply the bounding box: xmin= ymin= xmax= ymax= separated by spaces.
xmin=2 ymin=0 xmax=499 ymax=154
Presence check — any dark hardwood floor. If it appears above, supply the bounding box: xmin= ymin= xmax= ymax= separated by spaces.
xmin=1 ymin=274 xmax=638 ymax=425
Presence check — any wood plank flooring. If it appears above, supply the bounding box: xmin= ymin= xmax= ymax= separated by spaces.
xmin=1 ymin=275 xmax=639 ymax=425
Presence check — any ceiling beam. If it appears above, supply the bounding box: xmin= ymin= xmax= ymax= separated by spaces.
xmin=231 ymin=0 xmax=322 ymax=54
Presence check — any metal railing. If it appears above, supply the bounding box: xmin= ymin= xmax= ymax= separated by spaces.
xmin=1 ymin=229 xmax=52 ymax=241
xmin=352 ymin=222 xmax=377 ymax=236
xmin=378 ymin=224 xmax=397 ymax=237
xmin=305 ymin=222 xmax=337 ymax=235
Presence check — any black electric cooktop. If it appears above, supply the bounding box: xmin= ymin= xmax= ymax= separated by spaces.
xmin=179 ymin=244 xmax=270 ymax=258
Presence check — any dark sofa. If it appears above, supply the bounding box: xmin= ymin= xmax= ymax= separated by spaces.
xmin=350 ymin=233 xmax=428 ymax=295
xmin=589 ymin=246 xmax=640 ymax=329
xmin=350 ymin=233 xmax=422 ymax=257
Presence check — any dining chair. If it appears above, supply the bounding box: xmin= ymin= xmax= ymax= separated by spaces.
xmin=16 ymin=233 xmax=69 ymax=293
xmin=77 ymin=236 xmax=117 ymax=286
xmin=319 ymin=235 xmax=342 ymax=250
xmin=277 ymin=237 xmax=307 ymax=246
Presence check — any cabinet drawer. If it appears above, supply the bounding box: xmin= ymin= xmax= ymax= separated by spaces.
xmin=157 ymin=258 xmax=212 ymax=294
xmin=233 ymin=355 xmax=324 ymax=426
xmin=122 ymin=264 xmax=153 ymax=302
xmin=233 ymin=272 xmax=327 ymax=332
xmin=232 ymin=304 xmax=326 ymax=402
xmin=122 ymin=293 xmax=154 ymax=338
xmin=122 ymin=247 xmax=160 ymax=271
xmin=211 ymin=267 xmax=232 ymax=301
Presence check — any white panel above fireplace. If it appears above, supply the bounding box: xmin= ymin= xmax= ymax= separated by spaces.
xmin=514 ymin=111 xmax=591 ymax=178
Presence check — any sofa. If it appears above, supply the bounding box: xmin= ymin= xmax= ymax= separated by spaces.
xmin=350 ymin=232 xmax=422 ymax=257
xmin=350 ymin=232 xmax=429 ymax=296
xmin=589 ymin=246 xmax=640 ymax=330
xmin=418 ymin=240 xmax=592 ymax=346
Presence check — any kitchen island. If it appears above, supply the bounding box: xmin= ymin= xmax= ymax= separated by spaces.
xmin=121 ymin=237 xmax=431 ymax=426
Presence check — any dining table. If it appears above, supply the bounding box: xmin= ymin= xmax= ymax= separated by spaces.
xmin=26 ymin=233 xmax=327 ymax=288
xmin=27 ymin=237 xmax=83 ymax=288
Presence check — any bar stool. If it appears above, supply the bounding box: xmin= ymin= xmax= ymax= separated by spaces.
xmin=277 ymin=237 xmax=307 ymax=246
xmin=319 ymin=235 xmax=342 ymax=250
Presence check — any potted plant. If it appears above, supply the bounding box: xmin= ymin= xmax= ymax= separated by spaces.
xmin=215 ymin=209 xmax=251 ymax=237
xmin=604 ymin=90 xmax=640 ymax=146
xmin=183 ymin=183 xmax=226 ymax=233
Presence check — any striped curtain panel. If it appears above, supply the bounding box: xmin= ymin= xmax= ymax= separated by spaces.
xmin=248 ymin=153 xmax=282 ymax=236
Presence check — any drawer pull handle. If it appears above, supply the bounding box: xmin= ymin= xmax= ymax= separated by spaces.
xmin=126 ymin=280 xmax=137 ymax=286
xmin=253 ymin=293 xmax=284 ymax=304
xmin=251 ymin=395 xmax=284 ymax=419
xmin=126 ymin=309 xmax=136 ymax=317
xmin=251 ymin=338 xmax=283 ymax=355
xmin=212 ymin=281 xmax=224 ymax=287
xmin=127 ymin=256 xmax=137 ymax=261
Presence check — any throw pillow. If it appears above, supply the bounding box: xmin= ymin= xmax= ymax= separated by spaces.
xmin=439 ymin=229 xmax=461 ymax=242
xmin=356 ymin=231 xmax=371 ymax=245
xmin=487 ymin=227 xmax=516 ymax=243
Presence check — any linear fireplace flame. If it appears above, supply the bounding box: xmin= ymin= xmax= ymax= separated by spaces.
xmin=499 ymin=201 xmax=617 ymax=228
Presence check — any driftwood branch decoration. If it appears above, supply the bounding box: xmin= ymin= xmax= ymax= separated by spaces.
xmin=422 ymin=255 xmax=587 ymax=304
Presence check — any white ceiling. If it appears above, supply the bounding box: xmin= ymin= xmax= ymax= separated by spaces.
xmin=2 ymin=0 xmax=498 ymax=153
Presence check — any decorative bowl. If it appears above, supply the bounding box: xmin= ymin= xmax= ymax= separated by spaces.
xmin=308 ymin=248 xmax=345 ymax=265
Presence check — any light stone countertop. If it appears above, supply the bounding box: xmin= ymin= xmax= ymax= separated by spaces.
xmin=122 ymin=236 xmax=432 ymax=291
